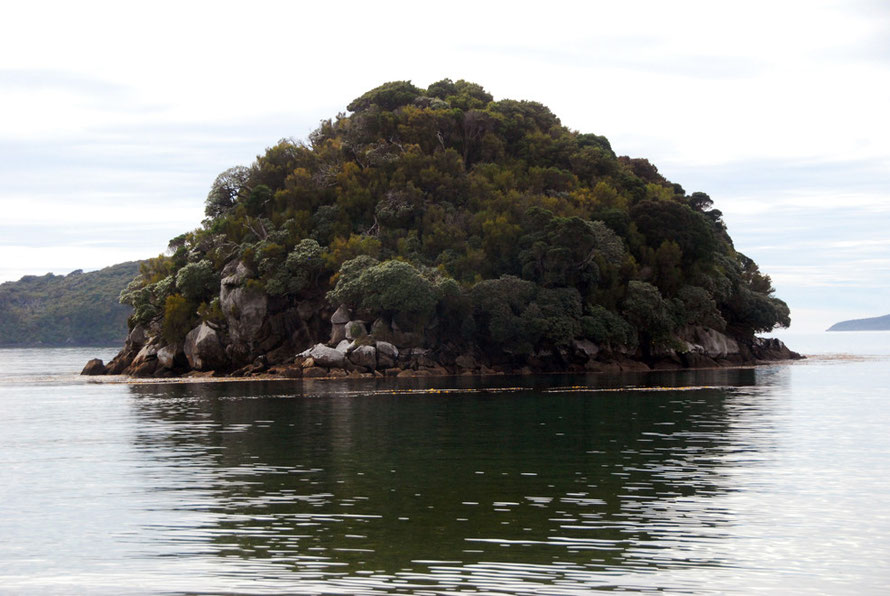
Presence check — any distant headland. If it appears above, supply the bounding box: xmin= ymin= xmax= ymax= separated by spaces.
xmin=0 ymin=261 xmax=138 ymax=346
xmin=827 ymin=314 xmax=890 ymax=332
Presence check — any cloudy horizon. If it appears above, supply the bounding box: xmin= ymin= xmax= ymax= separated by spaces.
xmin=2 ymin=0 xmax=888 ymax=332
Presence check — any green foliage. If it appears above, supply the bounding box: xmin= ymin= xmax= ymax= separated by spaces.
xmin=175 ymin=260 xmax=218 ymax=302
xmin=266 ymin=239 xmax=327 ymax=296
xmin=673 ymin=285 xmax=726 ymax=330
xmin=327 ymin=258 xmax=441 ymax=319
xmin=470 ymin=276 xmax=540 ymax=353
xmin=119 ymin=78 xmax=791 ymax=356
xmin=427 ymin=78 xmax=493 ymax=110
xmin=631 ymin=200 xmax=716 ymax=266
xmin=518 ymin=208 xmax=625 ymax=292
xmin=622 ymin=281 xmax=675 ymax=350
xmin=205 ymin=166 xmax=250 ymax=218
xmin=120 ymin=274 xmax=175 ymax=327
xmin=197 ymin=297 xmax=225 ymax=325
xmin=161 ymin=294 xmax=194 ymax=344
xmin=347 ymin=81 xmax=423 ymax=112
xmin=581 ymin=306 xmax=637 ymax=349
xmin=535 ymin=287 xmax=583 ymax=345
xmin=0 ymin=261 xmax=140 ymax=346
xmin=323 ymin=234 xmax=381 ymax=271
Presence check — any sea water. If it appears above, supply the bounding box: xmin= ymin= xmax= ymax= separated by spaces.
xmin=0 ymin=335 xmax=888 ymax=594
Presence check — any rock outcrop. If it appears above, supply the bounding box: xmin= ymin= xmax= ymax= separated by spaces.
xmin=184 ymin=323 xmax=227 ymax=371
xmin=751 ymin=337 xmax=798 ymax=361
xmin=682 ymin=326 xmax=741 ymax=359
xmin=81 ymin=358 xmax=107 ymax=375
xmin=85 ymin=276 xmax=801 ymax=380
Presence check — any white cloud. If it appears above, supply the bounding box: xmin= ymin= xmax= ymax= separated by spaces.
xmin=0 ymin=245 xmax=150 ymax=281
xmin=0 ymin=0 xmax=888 ymax=332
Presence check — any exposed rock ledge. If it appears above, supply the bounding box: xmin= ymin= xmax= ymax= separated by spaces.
xmin=83 ymin=301 xmax=802 ymax=380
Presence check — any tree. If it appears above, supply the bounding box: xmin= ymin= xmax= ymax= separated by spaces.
xmin=175 ymin=260 xmax=218 ymax=303
xmin=265 ymin=239 xmax=327 ymax=297
xmin=630 ymin=200 xmax=716 ymax=266
xmin=581 ymin=305 xmax=636 ymax=349
xmin=205 ymin=166 xmax=250 ymax=218
xmin=674 ymin=285 xmax=726 ymax=330
xmin=113 ymin=79 xmax=793 ymax=370
xmin=622 ymin=280 xmax=674 ymax=351
xmin=162 ymin=294 xmax=194 ymax=344
xmin=347 ymin=81 xmax=423 ymax=112
xmin=327 ymin=257 xmax=442 ymax=321
xmin=470 ymin=276 xmax=540 ymax=352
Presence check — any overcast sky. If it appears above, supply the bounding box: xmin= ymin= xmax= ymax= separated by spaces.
xmin=2 ymin=0 xmax=888 ymax=332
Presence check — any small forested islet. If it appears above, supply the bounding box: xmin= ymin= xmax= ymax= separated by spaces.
xmin=86 ymin=80 xmax=798 ymax=378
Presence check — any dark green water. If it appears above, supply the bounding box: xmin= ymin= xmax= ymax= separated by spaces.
xmin=1 ymin=345 xmax=889 ymax=594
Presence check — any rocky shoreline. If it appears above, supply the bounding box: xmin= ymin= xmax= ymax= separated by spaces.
xmin=81 ymin=303 xmax=802 ymax=380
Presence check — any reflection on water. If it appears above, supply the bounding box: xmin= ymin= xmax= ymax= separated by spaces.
xmin=122 ymin=370 xmax=775 ymax=593
xmin=3 ymin=352 xmax=889 ymax=594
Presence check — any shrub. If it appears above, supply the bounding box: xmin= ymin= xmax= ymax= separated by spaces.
xmin=162 ymin=294 xmax=194 ymax=344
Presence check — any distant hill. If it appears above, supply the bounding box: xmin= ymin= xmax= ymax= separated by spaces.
xmin=0 ymin=261 xmax=139 ymax=346
xmin=827 ymin=314 xmax=890 ymax=331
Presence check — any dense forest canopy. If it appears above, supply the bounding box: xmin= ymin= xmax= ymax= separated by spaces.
xmin=0 ymin=261 xmax=139 ymax=346
xmin=122 ymin=79 xmax=789 ymax=358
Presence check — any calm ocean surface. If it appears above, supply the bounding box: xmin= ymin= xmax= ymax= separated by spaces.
xmin=1 ymin=333 xmax=888 ymax=594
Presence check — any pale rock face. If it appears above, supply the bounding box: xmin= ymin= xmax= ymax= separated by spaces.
xmin=127 ymin=325 xmax=147 ymax=347
xmin=220 ymin=260 xmax=253 ymax=287
xmin=157 ymin=345 xmax=178 ymax=369
xmin=132 ymin=342 xmax=158 ymax=366
xmin=329 ymin=306 xmax=352 ymax=344
xmin=348 ymin=345 xmax=377 ymax=370
xmin=221 ymin=286 xmax=268 ymax=345
xmin=685 ymin=326 xmax=740 ymax=358
xmin=331 ymin=305 xmax=351 ymax=324
xmin=572 ymin=339 xmax=599 ymax=359
xmin=300 ymin=343 xmax=346 ymax=369
xmin=329 ymin=324 xmax=346 ymax=345
xmin=219 ymin=260 xmax=267 ymax=351
xmin=376 ymin=341 xmax=399 ymax=361
xmin=184 ymin=323 xmax=227 ymax=370
xmin=335 ymin=340 xmax=354 ymax=354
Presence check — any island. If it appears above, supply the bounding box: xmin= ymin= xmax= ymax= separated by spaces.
xmin=827 ymin=314 xmax=890 ymax=331
xmin=82 ymin=79 xmax=799 ymax=378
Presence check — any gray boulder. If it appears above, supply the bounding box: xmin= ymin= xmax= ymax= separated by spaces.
xmin=331 ymin=304 xmax=351 ymax=324
xmin=131 ymin=342 xmax=158 ymax=367
xmin=81 ymin=358 xmax=107 ymax=376
xmin=300 ymin=343 xmax=346 ymax=369
xmin=219 ymin=260 xmax=270 ymax=363
xmin=184 ymin=323 xmax=228 ymax=371
xmin=346 ymin=320 xmax=367 ymax=340
xmin=220 ymin=260 xmax=253 ymax=287
xmin=751 ymin=337 xmax=799 ymax=360
xmin=454 ymin=353 xmax=476 ymax=370
xmin=376 ymin=341 xmax=399 ymax=361
xmin=221 ymin=284 xmax=268 ymax=347
xmin=572 ymin=339 xmax=599 ymax=359
xmin=127 ymin=325 xmax=147 ymax=348
xmin=330 ymin=305 xmax=351 ymax=344
xmin=348 ymin=345 xmax=377 ymax=370
xmin=157 ymin=345 xmax=180 ymax=369
xmin=685 ymin=326 xmax=740 ymax=358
